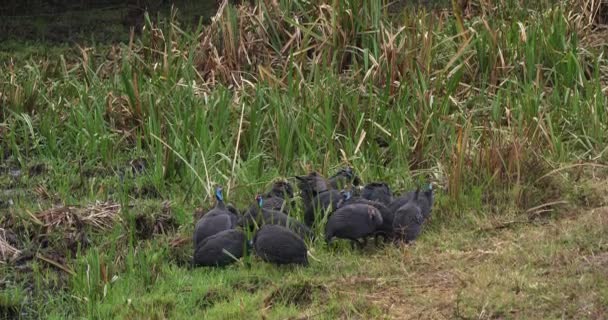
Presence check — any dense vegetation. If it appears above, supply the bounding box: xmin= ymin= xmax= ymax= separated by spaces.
xmin=1 ymin=0 xmax=607 ymax=318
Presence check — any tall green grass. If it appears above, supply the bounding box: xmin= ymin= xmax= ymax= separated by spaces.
xmin=1 ymin=0 xmax=605 ymax=205
xmin=2 ymin=1 xmax=608 ymax=319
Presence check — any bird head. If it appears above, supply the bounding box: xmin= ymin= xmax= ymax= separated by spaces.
xmin=343 ymin=167 xmax=354 ymax=179
xmin=271 ymin=180 xmax=294 ymax=199
xmin=344 ymin=167 xmax=362 ymax=186
xmin=215 ymin=186 xmax=224 ymax=202
xmin=342 ymin=190 xmax=352 ymax=201
xmin=255 ymin=194 xmax=264 ymax=207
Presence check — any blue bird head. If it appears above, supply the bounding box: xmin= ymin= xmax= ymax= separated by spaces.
xmin=424 ymin=183 xmax=434 ymax=196
xmin=215 ymin=186 xmax=224 ymax=202
xmin=342 ymin=190 xmax=352 ymax=201
xmin=255 ymin=194 xmax=264 ymax=207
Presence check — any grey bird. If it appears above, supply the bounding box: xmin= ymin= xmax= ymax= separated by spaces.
xmin=253 ymin=224 xmax=308 ymax=266
xmin=248 ymin=180 xmax=295 ymax=215
xmin=389 ymin=183 xmax=434 ymax=221
xmin=392 ymin=190 xmax=424 ymax=243
xmin=361 ymin=182 xmax=393 ymax=206
xmin=325 ymin=199 xmax=383 ymax=249
xmin=328 ymin=166 xmax=361 ymax=190
xmin=296 ymin=171 xmax=332 ymax=207
xmin=303 ymin=189 xmax=342 ymax=228
xmin=338 ymin=190 xmax=395 ymax=244
xmin=193 ymin=186 xmax=238 ymax=247
xmin=240 ymin=195 xmax=313 ymax=240
xmin=192 ymin=229 xmax=248 ymax=267
xmin=297 ymin=167 xmax=360 ymax=227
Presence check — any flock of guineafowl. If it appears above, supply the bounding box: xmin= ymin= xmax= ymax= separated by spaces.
xmin=192 ymin=167 xmax=434 ymax=267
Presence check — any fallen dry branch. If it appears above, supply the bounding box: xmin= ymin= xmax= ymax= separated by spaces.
xmin=35 ymin=253 xmax=76 ymax=275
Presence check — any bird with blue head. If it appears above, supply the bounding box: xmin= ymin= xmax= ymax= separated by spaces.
xmin=193 ymin=185 xmax=239 ymax=250
xmin=239 ymin=194 xmax=313 ymax=241
xmin=325 ymin=191 xmax=384 ymax=249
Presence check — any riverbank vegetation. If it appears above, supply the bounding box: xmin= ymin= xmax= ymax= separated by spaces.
xmin=1 ymin=0 xmax=607 ymax=318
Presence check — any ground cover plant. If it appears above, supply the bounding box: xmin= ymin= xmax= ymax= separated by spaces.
xmin=1 ymin=0 xmax=608 ymax=318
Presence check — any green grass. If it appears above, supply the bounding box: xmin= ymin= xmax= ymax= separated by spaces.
xmin=1 ymin=0 xmax=608 ymax=318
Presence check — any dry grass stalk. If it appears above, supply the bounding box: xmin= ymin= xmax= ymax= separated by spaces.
xmin=0 ymin=228 xmax=21 ymax=262
xmin=105 ymin=92 xmax=139 ymax=139
xmin=190 ymin=1 xmax=395 ymax=88
xmin=35 ymin=201 xmax=122 ymax=233
xmin=80 ymin=201 xmax=123 ymax=230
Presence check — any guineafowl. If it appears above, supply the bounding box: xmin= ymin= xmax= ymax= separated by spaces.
xmin=416 ymin=183 xmax=434 ymax=221
xmin=392 ymin=191 xmax=424 ymax=243
xmin=193 ymin=186 xmax=238 ymax=247
xmin=296 ymin=171 xmax=331 ymax=206
xmin=240 ymin=195 xmax=313 ymax=240
xmin=328 ymin=166 xmax=361 ymax=190
xmin=325 ymin=200 xmax=383 ymax=249
xmin=253 ymin=224 xmax=308 ymax=266
xmin=267 ymin=180 xmax=295 ymax=199
xmin=338 ymin=190 xmax=395 ymax=243
xmin=249 ymin=180 xmax=295 ymax=215
xmin=361 ymin=182 xmax=393 ymax=206
xmin=192 ymin=229 xmax=248 ymax=267
xmin=388 ymin=191 xmax=415 ymax=214
xmin=303 ymin=189 xmax=342 ymax=227
xmin=389 ymin=183 xmax=434 ymax=221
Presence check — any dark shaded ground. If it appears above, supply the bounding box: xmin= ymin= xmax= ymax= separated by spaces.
xmin=0 ymin=0 xmax=449 ymax=44
xmin=0 ymin=0 xmax=219 ymax=44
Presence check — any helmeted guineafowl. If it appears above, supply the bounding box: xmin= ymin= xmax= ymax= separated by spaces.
xmin=303 ymin=189 xmax=342 ymax=227
xmin=240 ymin=195 xmax=313 ymax=240
xmin=338 ymin=190 xmax=395 ymax=243
xmin=248 ymin=180 xmax=295 ymax=215
xmin=296 ymin=171 xmax=331 ymax=208
xmin=328 ymin=166 xmax=361 ymax=190
xmin=389 ymin=183 xmax=434 ymax=221
xmin=193 ymin=229 xmax=247 ymax=267
xmin=361 ymin=182 xmax=393 ymax=206
xmin=193 ymin=186 xmax=238 ymax=247
xmin=325 ymin=198 xmax=384 ymax=249
xmin=253 ymin=224 xmax=308 ymax=266
xmin=392 ymin=190 xmax=424 ymax=243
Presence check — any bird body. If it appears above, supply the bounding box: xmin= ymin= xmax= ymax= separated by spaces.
xmin=328 ymin=167 xmax=361 ymax=190
xmin=325 ymin=202 xmax=383 ymax=249
xmin=193 ymin=229 xmax=247 ymax=267
xmin=193 ymin=210 xmax=238 ymax=247
xmin=193 ymin=186 xmax=237 ymax=247
xmin=253 ymin=225 xmax=308 ymax=266
xmin=361 ymin=182 xmax=393 ymax=206
xmin=338 ymin=194 xmax=394 ymax=242
xmin=297 ymin=168 xmax=359 ymax=227
xmin=267 ymin=180 xmax=295 ymax=199
xmin=303 ymin=189 xmax=341 ymax=227
xmin=241 ymin=195 xmax=313 ymax=240
xmin=253 ymin=180 xmax=295 ymax=214
xmin=389 ymin=184 xmax=434 ymax=221
xmin=392 ymin=192 xmax=424 ymax=243
xmin=296 ymin=172 xmax=331 ymax=201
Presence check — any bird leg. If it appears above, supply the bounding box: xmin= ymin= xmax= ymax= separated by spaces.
xmin=358 ymin=237 xmax=368 ymax=249
xmin=374 ymin=232 xmax=389 ymax=246
xmin=374 ymin=234 xmax=381 ymax=247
